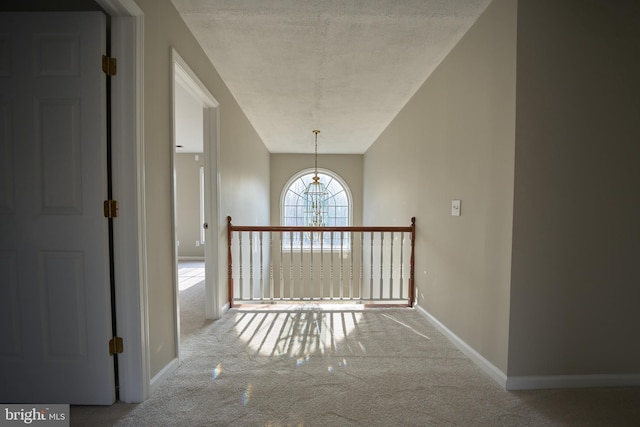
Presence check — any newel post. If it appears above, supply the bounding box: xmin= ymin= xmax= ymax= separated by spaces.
xmin=227 ymin=216 xmax=233 ymax=308
xmin=409 ymin=217 xmax=416 ymax=307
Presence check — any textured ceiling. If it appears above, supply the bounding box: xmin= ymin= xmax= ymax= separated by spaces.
xmin=171 ymin=0 xmax=492 ymax=154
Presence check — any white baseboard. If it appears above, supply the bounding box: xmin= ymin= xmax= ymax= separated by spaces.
xmin=415 ymin=304 xmax=507 ymax=388
xmin=506 ymin=374 xmax=640 ymax=390
xmin=220 ymin=302 xmax=230 ymax=316
xmin=415 ymin=305 xmax=640 ymax=391
xmin=149 ymin=357 xmax=180 ymax=396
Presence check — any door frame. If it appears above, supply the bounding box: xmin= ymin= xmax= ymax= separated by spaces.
xmin=171 ymin=49 xmax=221 ymax=361
xmin=96 ymin=0 xmax=148 ymax=403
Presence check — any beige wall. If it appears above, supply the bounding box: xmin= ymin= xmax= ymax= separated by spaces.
xmin=365 ymin=0 xmax=640 ymax=381
xmin=363 ymin=0 xmax=517 ymax=373
xmin=175 ymin=153 xmax=204 ymax=259
xmin=135 ymin=0 xmax=269 ymax=378
xmin=270 ymin=154 xmax=363 ymax=226
xmin=508 ymin=0 xmax=640 ymax=376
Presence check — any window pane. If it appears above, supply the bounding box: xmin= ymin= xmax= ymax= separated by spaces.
xmin=282 ymin=171 xmax=351 ymax=249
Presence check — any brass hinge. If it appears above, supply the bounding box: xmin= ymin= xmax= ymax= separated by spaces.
xmin=109 ymin=337 xmax=123 ymax=355
xmin=102 ymin=55 xmax=117 ymax=76
xmin=104 ymin=200 xmax=119 ymax=218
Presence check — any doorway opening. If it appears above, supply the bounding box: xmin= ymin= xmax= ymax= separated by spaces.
xmin=174 ymin=151 xmax=207 ymax=340
xmin=171 ymin=50 xmax=221 ymax=357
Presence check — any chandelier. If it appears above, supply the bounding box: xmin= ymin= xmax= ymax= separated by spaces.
xmin=304 ymin=130 xmax=328 ymax=228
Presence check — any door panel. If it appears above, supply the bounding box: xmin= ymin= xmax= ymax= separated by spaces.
xmin=0 ymin=250 xmax=20 ymax=357
xmin=0 ymin=99 xmax=14 ymax=213
xmin=40 ymin=251 xmax=88 ymax=360
xmin=37 ymin=98 xmax=83 ymax=213
xmin=0 ymin=12 xmax=114 ymax=405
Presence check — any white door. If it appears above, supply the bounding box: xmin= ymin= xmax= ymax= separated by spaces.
xmin=0 ymin=12 xmax=115 ymax=404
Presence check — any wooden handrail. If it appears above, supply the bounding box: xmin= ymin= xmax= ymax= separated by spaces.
xmin=228 ymin=224 xmax=413 ymax=233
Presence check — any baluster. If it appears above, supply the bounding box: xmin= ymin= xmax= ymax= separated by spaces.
xmin=399 ymin=231 xmax=405 ymax=300
xmin=238 ymin=232 xmax=243 ymax=301
xmin=289 ymin=231 xmax=294 ymax=300
xmin=259 ymin=231 xmax=264 ymax=301
xmin=349 ymin=231 xmax=354 ymax=301
xmin=269 ymin=232 xmax=274 ymax=301
xmin=310 ymin=230 xmax=314 ymax=300
xmin=249 ymin=231 xmax=254 ymax=300
xmin=279 ymin=232 xmax=284 ymax=301
xmin=360 ymin=232 xmax=364 ymax=301
xmin=330 ymin=232 xmax=334 ymax=300
xmin=390 ymin=231 xmax=394 ymax=300
xmin=299 ymin=230 xmax=304 ymax=301
xmin=369 ymin=231 xmax=374 ymax=301
xmin=339 ymin=231 xmax=344 ymax=300
xmin=379 ymin=232 xmax=384 ymax=300
xmin=320 ymin=231 xmax=324 ymax=300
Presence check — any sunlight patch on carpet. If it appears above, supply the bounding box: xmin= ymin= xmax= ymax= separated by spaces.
xmin=232 ymin=311 xmax=363 ymax=359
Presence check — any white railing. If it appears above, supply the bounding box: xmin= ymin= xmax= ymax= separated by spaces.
xmin=227 ymin=217 xmax=415 ymax=307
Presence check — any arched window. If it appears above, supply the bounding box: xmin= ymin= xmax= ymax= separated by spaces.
xmin=281 ymin=169 xmax=352 ymax=249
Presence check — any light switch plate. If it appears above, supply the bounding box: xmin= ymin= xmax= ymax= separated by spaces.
xmin=451 ymin=199 xmax=461 ymax=216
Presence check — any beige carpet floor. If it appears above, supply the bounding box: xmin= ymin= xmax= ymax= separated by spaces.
xmin=71 ymin=296 xmax=640 ymax=426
